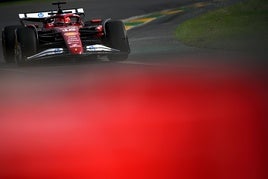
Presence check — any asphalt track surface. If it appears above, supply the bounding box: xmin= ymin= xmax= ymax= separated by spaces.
xmin=0 ymin=0 xmax=267 ymax=179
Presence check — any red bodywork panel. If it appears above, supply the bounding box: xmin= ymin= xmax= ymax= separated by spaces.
xmin=42 ymin=14 xmax=104 ymax=55
xmin=55 ymin=26 xmax=83 ymax=55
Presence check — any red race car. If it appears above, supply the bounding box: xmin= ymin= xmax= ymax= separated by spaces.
xmin=2 ymin=2 xmax=130 ymax=65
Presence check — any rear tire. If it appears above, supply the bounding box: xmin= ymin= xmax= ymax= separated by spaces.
xmin=105 ymin=20 xmax=130 ymax=61
xmin=2 ymin=25 xmax=22 ymax=63
xmin=15 ymin=27 xmax=37 ymax=66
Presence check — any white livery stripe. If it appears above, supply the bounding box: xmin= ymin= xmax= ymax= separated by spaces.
xmin=27 ymin=48 xmax=64 ymax=60
xmin=19 ymin=8 xmax=84 ymax=19
xmin=86 ymin=45 xmax=120 ymax=52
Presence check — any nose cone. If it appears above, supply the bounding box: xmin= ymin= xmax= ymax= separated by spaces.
xmin=60 ymin=27 xmax=84 ymax=55
xmin=69 ymin=46 xmax=83 ymax=54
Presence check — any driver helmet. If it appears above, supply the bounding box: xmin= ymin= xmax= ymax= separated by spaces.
xmin=64 ymin=17 xmax=71 ymax=24
xmin=55 ymin=16 xmax=71 ymax=24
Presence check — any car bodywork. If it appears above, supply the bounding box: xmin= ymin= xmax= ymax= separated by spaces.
xmin=2 ymin=2 xmax=130 ymax=64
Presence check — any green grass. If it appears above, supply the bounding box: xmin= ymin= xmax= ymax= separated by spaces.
xmin=175 ymin=0 xmax=268 ymax=50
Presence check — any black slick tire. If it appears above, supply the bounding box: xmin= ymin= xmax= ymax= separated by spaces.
xmin=2 ymin=25 xmax=22 ymax=63
xmin=105 ymin=20 xmax=130 ymax=61
xmin=15 ymin=27 xmax=37 ymax=66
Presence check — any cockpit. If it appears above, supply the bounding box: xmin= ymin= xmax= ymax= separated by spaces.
xmin=44 ymin=15 xmax=82 ymax=28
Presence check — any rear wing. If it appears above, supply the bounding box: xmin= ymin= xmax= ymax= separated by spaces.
xmin=18 ymin=8 xmax=85 ymax=22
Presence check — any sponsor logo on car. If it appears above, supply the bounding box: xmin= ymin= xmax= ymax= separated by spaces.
xmin=64 ymin=32 xmax=77 ymax=36
xmin=62 ymin=27 xmax=77 ymax=32
xmin=38 ymin=12 xmax=44 ymax=18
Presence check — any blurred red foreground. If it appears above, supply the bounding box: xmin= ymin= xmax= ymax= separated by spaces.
xmin=0 ymin=63 xmax=267 ymax=179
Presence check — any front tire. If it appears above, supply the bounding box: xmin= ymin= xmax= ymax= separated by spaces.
xmin=15 ymin=27 xmax=37 ymax=66
xmin=105 ymin=20 xmax=130 ymax=61
xmin=2 ymin=25 xmax=22 ymax=63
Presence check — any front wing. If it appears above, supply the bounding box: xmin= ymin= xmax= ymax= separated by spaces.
xmin=27 ymin=45 xmax=122 ymax=61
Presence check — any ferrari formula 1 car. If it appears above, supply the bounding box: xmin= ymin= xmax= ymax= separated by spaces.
xmin=2 ymin=2 xmax=130 ymax=65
